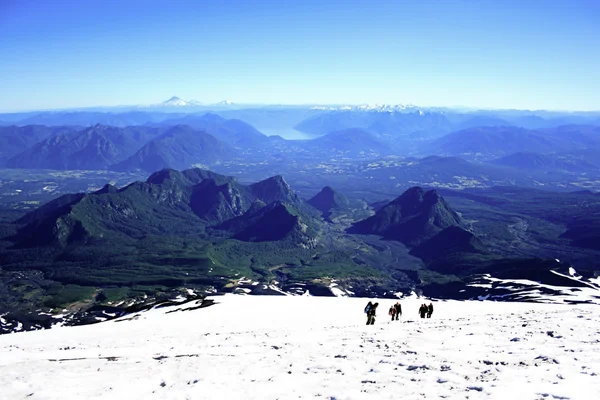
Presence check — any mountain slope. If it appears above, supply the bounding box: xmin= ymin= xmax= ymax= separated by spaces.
xmin=430 ymin=126 xmax=557 ymax=159
xmin=112 ymin=125 xmax=234 ymax=172
xmin=0 ymin=125 xmax=75 ymax=166
xmin=410 ymin=226 xmax=488 ymax=262
xmin=453 ymin=115 xmax=511 ymax=130
xmin=11 ymin=168 xmax=314 ymax=248
xmin=2 ymin=295 xmax=599 ymax=399
xmin=6 ymin=125 xmax=162 ymax=170
xmin=307 ymin=186 xmax=351 ymax=218
xmin=348 ymin=187 xmax=462 ymax=246
xmin=15 ymin=111 xmax=179 ymax=127
xmin=537 ymin=125 xmax=600 ymax=148
xmin=248 ymin=175 xmax=302 ymax=206
xmin=155 ymin=113 xmax=268 ymax=146
xmin=294 ymin=110 xmax=453 ymax=139
xmin=189 ymin=179 xmax=252 ymax=222
xmin=491 ymin=152 xmax=599 ymax=172
xmin=225 ymin=201 xmax=317 ymax=244
xmin=303 ymin=128 xmax=391 ymax=155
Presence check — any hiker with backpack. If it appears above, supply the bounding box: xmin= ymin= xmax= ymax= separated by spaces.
xmin=388 ymin=305 xmax=396 ymax=321
xmin=427 ymin=302 xmax=434 ymax=318
xmin=394 ymin=302 xmax=402 ymax=320
xmin=419 ymin=304 xmax=427 ymax=319
xmin=364 ymin=301 xmax=379 ymax=325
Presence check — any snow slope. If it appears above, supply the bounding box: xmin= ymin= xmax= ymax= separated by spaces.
xmin=0 ymin=295 xmax=598 ymax=399
xmin=463 ymin=272 xmax=600 ymax=304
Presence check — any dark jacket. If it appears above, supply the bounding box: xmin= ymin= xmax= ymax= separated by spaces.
xmin=394 ymin=303 xmax=402 ymax=314
xmin=369 ymin=302 xmax=379 ymax=316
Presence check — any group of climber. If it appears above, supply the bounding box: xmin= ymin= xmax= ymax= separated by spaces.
xmin=419 ymin=303 xmax=434 ymax=319
xmin=364 ymin=301 xmax=434 ymax=325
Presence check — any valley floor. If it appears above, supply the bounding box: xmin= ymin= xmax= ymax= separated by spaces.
xmin=0 ymin=295 xmax=599 ymax=400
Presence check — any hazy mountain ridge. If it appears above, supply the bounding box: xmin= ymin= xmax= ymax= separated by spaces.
xmin=429 ymin=125 xmax=600 ymax=160
xmin=111 ymin=125 xmax=234 ymax=172
xmin=2 ymin=114 xmax=272 ymax=172
xmin=431 ymin=126 xmax=556 ymax=159
xmin=3 ymin=109 xmax=600 ymax=178
xmin=491 ymin=152 xmax=599 ymax=172
xmin=0 ymin=125 xmax=77 ymax=165
xmin=151 ymin=113 xmax=269 ymax=146
xmin=6 ymin=125 xmax=163 ymax=170
xmin=294 ymin=110 xmax=454 ymax=140
xmin=304 ymin=128 xmax=391 ymax=155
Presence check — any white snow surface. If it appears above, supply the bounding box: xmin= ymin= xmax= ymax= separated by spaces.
xmin=481 ymin=275 xmax=600 ymax=304
xmin=1 ymin=295 xmax=599 ymax=399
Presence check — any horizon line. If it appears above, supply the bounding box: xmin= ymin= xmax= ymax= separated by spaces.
xmin=1 ymin=99 xmax=599 ymax=114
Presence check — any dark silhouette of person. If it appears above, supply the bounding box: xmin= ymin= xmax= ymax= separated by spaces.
xmin=365 ymin=301 xmax=372 ymax=314
xmin=388 ymin=305 xmax=396 ymax=321
xmin=419 ymin=304 xmax=427 ymax=318
xmin=366 ymin=302 xmax=379 ymax=325
xmin=427 ymin=302 xmax=434 ymax=318
xmin=394 ymin=302 xmax=402 ymax=320
xmin=364 ymin=301 xmax=373 ymax=324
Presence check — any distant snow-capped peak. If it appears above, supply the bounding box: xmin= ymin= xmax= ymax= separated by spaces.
xmin=161 ymin=96 xmax=202 ymax=106
xmin=136 ymin=96 xmax=203 ymax=108
xmin=163 ymin=96 xmax=188 ymax=106
xmin=135 ymin=97 xmax=239 ymax=109
xmin=310 ymin=104 xmax=422 ymax=113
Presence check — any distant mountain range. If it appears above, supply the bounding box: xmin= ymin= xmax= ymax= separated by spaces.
xmin=3 ymin=119 xmax=600 ymax=198
xmin=430 ymin=126 xmax=556 ymax=158
xmin=6 ymin=125 xmax=163 ymax=170
xmin=1 ymin=103 xmax=599 ymax=147
xmin=303 ymin=128 xmax=391 ymax=155
xmin=1 ymin=111 xmax=175 ymax=127
xmin=111 ymin=125 xmax=234 ymax=172
xmin=310 ymin=104 xmax=421 ymax=112
xmin=149 ymin=113 xmax=268 ymax=146
xmin=491 ymin=152 xmax=599 ymax=173
xmin=137 ymin=96 xmax=238 ymax=109
xmin=0 ymin=125 xmax=77 ymax=165
xmin=1 ymin=114 xmax=269 ymax=171
xmin=294 ymin=110 xmax=454 ymax=139
xmin=293 ymin=107 xmax=600 ymax=142
xmin=427 ymin=125 xmax=600 ymax=160
xmin=2 ymin=102 xmax=599 ymax=128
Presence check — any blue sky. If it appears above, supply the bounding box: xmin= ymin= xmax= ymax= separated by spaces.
xmin=1 ymin=0 xmax=599 ymax=111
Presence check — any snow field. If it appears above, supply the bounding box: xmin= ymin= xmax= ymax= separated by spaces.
xmin=0 ymin=295 xmax=599 ymax=399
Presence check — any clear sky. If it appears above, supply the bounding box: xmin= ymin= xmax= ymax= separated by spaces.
xmin=1 ymin=0 xmax=599 ymax=112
